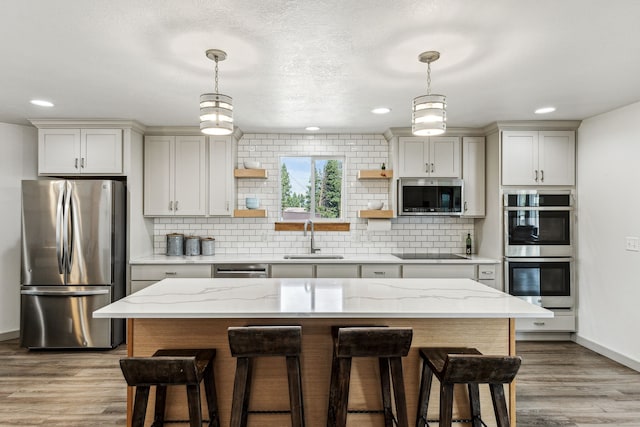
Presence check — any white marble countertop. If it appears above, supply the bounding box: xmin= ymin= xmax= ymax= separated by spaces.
xmin=130 ymin=254 xmax=500 ymax=265
xmin=94 ymin=278 xmax=551 ymax=319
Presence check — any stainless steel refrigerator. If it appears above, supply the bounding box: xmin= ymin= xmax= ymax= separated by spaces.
xmin=20 ymin=179 xmax=125 ymax=349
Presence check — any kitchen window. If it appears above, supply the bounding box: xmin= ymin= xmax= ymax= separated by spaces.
xmin=279 ymin=156 xmax=345 ymax=221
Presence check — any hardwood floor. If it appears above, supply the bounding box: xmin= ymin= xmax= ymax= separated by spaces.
xmin=0 ymin=339 xmax=638 ymax=426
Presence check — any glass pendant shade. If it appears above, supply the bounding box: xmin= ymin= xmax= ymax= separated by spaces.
xmin=412 ymin=94 xmax=446 ymax=136
xmin=200 ymin=93 xmax=233 ymax=135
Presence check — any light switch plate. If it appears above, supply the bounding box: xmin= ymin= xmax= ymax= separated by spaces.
xmin=625 ymin=236 xmax=639 ymax=252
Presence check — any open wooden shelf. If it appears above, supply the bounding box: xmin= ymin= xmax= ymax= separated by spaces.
xmin=357 ymin=209 xmax=394 ymax=219
xmin=234 ymin=169 xmax=268 ymax=178
xmin=274 ymin=222 xmax=350 ymax=232
xmin=357 ymin=170 xmax=393 ymax=179
xmin=233 ymin=209 xmax=267 ymax=218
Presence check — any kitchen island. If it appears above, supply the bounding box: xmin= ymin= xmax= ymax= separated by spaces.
xmin=95 ymin=278 xmax=551 ymax=426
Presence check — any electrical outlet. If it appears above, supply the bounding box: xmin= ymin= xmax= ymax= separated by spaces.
xmin=625 ymin=236 xmax=640 ymax=252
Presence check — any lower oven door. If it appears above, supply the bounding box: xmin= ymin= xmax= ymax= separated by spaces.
xmin=504 ymin=258 xmax=574 ymax=309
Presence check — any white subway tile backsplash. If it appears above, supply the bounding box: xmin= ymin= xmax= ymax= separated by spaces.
xmin=152 ymin=133 xmax=474 ymax=255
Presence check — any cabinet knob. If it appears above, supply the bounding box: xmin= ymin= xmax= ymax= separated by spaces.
xmin=425 ymin=163 xmax=429 ymax=173
xmin=74 ymin=158 xmax=79 ymax=169
xmin=175 ymin=201 xmax=179 ymax=211
xmin=164 ymin=272 xmax=177 ymax=276
xmin=169 ymin=201 xmax=173 ymax=211
xmin=534 ymin=170 xmax=539 ymax=182
xmin=431 ymin=163 xmax=434 ymax=173
xmin=533 ymin=321 xmax=545 ymax=326
xmin=81 ymin=158 xmax=85 ymax=168
xmin=374 ymin=271 xmax=386 ymax=276
xmin=540 ymin=170 xmax=544 ymax=182
xmin=464 ymin=201 xmax=468 ymax=212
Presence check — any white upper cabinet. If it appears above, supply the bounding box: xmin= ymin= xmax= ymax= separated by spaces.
xmin=398 ymin=136 xmax=461 ymax=178
xmin=462 ymin=137 xmax=485 ymax=217
xmin=144 ymin=136 xmax=206 ymax=216
xmin=502 ymin=130 xmax=575 ymax=186
xmin=38 ymin=128 xmax=122 ymax=175
xmin=208 ymin=136 xmax=233 ymax=216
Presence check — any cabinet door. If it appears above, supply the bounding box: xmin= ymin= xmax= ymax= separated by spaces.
xmin=38 ymin=128 xmax=81 ymax=174
xmin=462 ymin=137 xmax=485 ymax=217
xmin=502 ymin=131 xmax=538 ymax=185
xmin=315 ymin=264 xmax=359 ymax=278
xmin=402 ymin=264 xmax=476 ymax=278
xmin=208 ymin=136 xmax=233 ymax=216
xmin=270 ymin=264 xmax=314 ymax=278
xmin=174 ymin=136 xmax=207 ymax=216
xmin=538 ymin=131 xmax=575 ymax=186
xmin=398 ymin=137 xmax=429 ymax=177
xmin=81 ymin=129 xmax=123 ymax=174
xmin=430 ymin=137 xmax=461 ymax=177
xmin=144 ymin=136 xmax=174 ymax=215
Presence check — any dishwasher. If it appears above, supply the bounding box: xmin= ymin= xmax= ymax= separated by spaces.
xmin=213 ymin=264 xmax=269 ymax=278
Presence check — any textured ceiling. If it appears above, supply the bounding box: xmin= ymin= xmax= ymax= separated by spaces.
xmin=2 ymin=0 xmax=640 ymax=133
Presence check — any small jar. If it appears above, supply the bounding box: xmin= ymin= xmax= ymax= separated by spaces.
xmin=166 ymin=233 xmax=184 ymax=256
xmin=184 ymin=236 xmax=201 ymax=256
xmin=201 ymin=237 xmax=216 ymax=256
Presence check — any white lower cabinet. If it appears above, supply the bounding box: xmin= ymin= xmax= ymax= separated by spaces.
xmin=270 ymin=264 xmax=314 ymax=278
xmin=316 ymin=264 xmax=359 ymax=278
xmin=402 ymin=264 xmax=476 ymax=279
xmin=130 ymin=264 xmax=212 ymax=293
xmin=516 ymin=311 xmax=576 ymax=332
xmin=360 ymin=264 xmax=401 ymax=279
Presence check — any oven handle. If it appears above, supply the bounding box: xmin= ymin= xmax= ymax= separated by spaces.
xmin=504 ymin=257 xmax=573 ymax=262
xmin=503 ymin=206 xmax=573 ymax=211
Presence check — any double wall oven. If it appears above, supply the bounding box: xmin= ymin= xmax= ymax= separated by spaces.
xmin=504 ymin=190 xmax=574 ymax=309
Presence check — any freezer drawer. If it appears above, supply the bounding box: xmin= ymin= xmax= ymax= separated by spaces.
xmin=20 ymin=286 xmax=122 ymax=349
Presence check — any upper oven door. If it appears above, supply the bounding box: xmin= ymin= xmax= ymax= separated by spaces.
xmin=504 ymin=190 xmax=573 ymax=257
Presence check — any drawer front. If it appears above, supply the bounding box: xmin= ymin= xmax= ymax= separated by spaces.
xmin=130 ymin=280 xmax=157 ymax=293
xmin=478 ymin=279 xmax=500 ymax=291
xmin=477 ymin=264 xmax=497 ymax=280
xmin=131 ymin=264 xmax=212 ymax=280
xmin=315 ymin=264 xmax=359 ymax=279
xmin=402 ymin=264 xmax=476 ymax=279
xmin=270 ymin=264 xmax=314 ymax=278
xmin=516 ymin=314 xmax=576 ymax=332
xmin=360 ymin=264 xmax=401 ymax=279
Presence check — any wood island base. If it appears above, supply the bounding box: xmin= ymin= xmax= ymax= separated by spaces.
xmin=127 ymin=317 xmax=516 ymax=427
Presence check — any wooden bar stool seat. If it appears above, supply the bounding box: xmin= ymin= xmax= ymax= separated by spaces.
xmin=416 ymin=347 xmax=522 ymax=427
xmin=228 ymin=325 xmax=305 ymax=427
xmin=327 ymin=326 xmax=413 ymax=427
xmin=119 ymin=348 xmax=219 ymax=427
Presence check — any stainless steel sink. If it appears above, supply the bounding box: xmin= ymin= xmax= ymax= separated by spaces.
xmin=283 ymin=255 xmax=344 ymax=259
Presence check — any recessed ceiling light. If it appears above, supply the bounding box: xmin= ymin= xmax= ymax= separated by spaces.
xmin=371 ymin=107 xmax=391 ymax=114
xmin=30 ymin=99 xmax=54 ymax=107
xmin=534 ymin=107 xmax=556 ymax=114
xmin=305 ymin=126 xmax=320 ymax=131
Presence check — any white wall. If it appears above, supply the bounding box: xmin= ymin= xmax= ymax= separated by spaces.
xmin=0 ymin=123 xmax=37 ymax=338
xmin=576 ymin=101 xmax=640 ymax=367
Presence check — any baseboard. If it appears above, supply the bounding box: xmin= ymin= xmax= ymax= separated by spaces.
xmin=516 ymin=332 xmax=574 ymax=341
xmin=574 ymin=334 xmax=640 ymax=373
xmin=0 ymin=330 xmax=19 ymax=342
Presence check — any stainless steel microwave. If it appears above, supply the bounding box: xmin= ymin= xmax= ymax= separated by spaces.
xmin=398 ymin=178 xmax=463 ymax=216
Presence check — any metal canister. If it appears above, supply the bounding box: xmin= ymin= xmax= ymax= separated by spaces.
xmin=185 ymin=236 xmax=201 ymax=256
xmin=166 ymin=233 xmax=184 ymax=256
xmin=201 ymin=237 xmax=216 ymax=256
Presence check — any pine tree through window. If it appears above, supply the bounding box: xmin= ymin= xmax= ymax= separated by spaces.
xmin=279 ymin=156 xmax=344 ymax=221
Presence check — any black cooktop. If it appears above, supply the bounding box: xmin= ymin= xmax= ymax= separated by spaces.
xmin=391 ymin=253 xmax=469 ymax=260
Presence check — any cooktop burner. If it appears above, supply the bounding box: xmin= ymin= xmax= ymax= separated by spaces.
xmin=391 ymin=253 xmax=469 ymax=260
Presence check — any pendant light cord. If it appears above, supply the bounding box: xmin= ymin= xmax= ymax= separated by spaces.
xmin=426 ymin=61 xmax=432 ymax=95
xmin=214 ymin=56 xmax=219 ymax=93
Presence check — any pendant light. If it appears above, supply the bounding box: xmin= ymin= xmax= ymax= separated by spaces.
xmin=200 ymin=49 xmax=233 ymax=135
xmin=412 ymin=51 xmax=446 ymax=136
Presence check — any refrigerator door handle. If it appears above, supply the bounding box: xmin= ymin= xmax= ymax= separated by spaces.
xmin=20 ymin=289 xmax=110 ymax=296
xmin=63 ymin=182 xmax=73 ymax=274
xmin=55 ymin=185 xmax=65 ymax=274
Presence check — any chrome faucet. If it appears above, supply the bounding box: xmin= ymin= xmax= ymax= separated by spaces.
xmin=304 ymin=219 xmax=320 ymax=254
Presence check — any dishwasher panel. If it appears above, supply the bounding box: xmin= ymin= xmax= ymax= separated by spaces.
xmin=213 ymin=264 xmax=269 ymax=278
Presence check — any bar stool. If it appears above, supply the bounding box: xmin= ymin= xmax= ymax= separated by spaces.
xmin=227 ymin=325 xmax=305 ymax=427
xmin=119 ymin=348 xmax=219 ymax=427
xmin=415 ymin=347 xmax=522 ymax=427
xmin=327 ymin=326 xmax=413 ymax=427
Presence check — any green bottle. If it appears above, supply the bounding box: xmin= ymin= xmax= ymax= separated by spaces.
xmin=466 ymin=233 xmax=472 ymax=255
